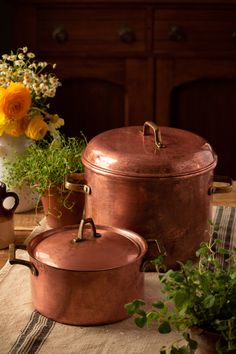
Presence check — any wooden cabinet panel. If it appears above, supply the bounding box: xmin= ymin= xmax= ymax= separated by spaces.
xmin=48 ymin=57 xmax=153 ymax=139
xmin=51 ymin=77 xmax=125 ymax=140
xmin=170 ymin=79 xmax=236 ymax=178
xmin=154 ymin=9 xmax=236 ymax=55
xmin=37 ymin=8 xmax=148 ymax=55
xmin=156 ymin=58 xmax=236 ymax=126
xmin=155 ymin=58 xmax=236 ymax=178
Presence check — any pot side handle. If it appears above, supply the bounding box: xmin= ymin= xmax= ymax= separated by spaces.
xmin=209 ymin=175 xmax=233 ymax=195
xmin=9 ymin=243 xmax=38 ymax=276
xmin=64 ymin=173 xmax=91 ymax=194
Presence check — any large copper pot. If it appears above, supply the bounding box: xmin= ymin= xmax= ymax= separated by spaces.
xmin=9 ymin=218 xmax=147 ymax=325
xmin=67 ymin=121 xmax=232 ymax=268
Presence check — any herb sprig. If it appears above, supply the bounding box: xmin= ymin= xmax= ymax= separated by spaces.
xmin=3 ymin=131 xmax=86 ymax=197
xmin=125 ymin=234 xmax=236 ymax=353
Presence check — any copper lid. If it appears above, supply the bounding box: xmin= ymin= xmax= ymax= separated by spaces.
xmin=82 ymin=121 xmax=217 ymax=178
xmin=29 ymin=218 xmax=147 ymax=271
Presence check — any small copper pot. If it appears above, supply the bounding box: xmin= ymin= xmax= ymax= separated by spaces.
xmin=67 ymin=121 xmax=232 ymax=268
xmin=9 ymin=218 xmax=147 ymax=325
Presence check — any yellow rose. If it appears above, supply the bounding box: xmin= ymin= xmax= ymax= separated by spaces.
xmin=0 ymin=87 xmax=5 ymax=99
xmin=25 ymin=115 xmax=48 ymax=140
xmin=0 ymin=82 xmax=31 ymax=120
xmin=0 ymin=111 xmax=8 ymax=126
xmin=4 ymin=117 xmax=28 ymax=137
xmin=0 ymin=112 xmax=8 ymax=136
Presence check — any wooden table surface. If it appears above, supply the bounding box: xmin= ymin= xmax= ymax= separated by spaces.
xmin=0 ymin=209 xmax=44 ymax=269
xmin=1 ymin=181 xmax=236 ymax=270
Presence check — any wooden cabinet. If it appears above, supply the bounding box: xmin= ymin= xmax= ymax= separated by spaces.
xmin=153 ymin=4 xmax=236 ymax=178
xmin=7 ymin=0 xmax=236 ymax=177
xmin=11 ymin=1 xmax=154 ymax=140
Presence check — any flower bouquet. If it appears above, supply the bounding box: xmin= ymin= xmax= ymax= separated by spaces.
xmin=0 ymin=47 xmax=64 ymax=212
xmin=0 ymin=46 xmax=64 ymax=139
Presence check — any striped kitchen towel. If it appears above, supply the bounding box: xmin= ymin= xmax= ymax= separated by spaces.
xmin=212 ymin=206 xmax=236 ymax=268
xmin=0 ymin=206 xmax=235 ymax=354
xmin=212 ymin=206 xmax=236 ymax=249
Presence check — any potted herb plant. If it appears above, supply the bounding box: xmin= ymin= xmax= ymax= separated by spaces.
xmin=125 ymin=226 xmax=236 ymax=354
xmin=3 ymin=131 xmax=87 ymax=228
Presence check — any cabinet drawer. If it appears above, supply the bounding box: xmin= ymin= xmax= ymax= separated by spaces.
xmin=154 ymin=9 xmax=236 ymax=54
xmin=37 ymin=7 xmax=148 ymax=55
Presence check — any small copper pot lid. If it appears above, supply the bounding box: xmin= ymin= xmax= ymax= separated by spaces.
xmin=82 ymin=121 xmax=217 ymax=178
xmin=28 ymin=218 xmax=147 ymax=271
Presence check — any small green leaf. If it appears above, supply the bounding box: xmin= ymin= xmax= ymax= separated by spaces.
xmin=170 ymin=347 xmax=190 ymax=354
xmin=182 ymin=349 xmax=190 ymax=354
xmin=203 ymin=294 xmax=215 ymax=308
xmin=136 ymin=309 xmax=146 ymax=316
xmin=196 ymin=244 xmax=209 ymax=257
xmin=177 ymin=347 xmax=190 ymax=354
xmin=124 ymin=299 xmax=145 ymax=315
xmin=160 ymin=350 xmax=167 ymax=354
xmin=230 ymin=272 xmax=236 ymax=280
xmin=133 ymin=299 xmax=146 ymax=307
xmin=146 ymin=311 xmax=159 ymax=323
xmin=152 ymin=301 xmax=165 ymax=309
xmin=171 ymin=273 xmax=185 ymax=282
xmin=188 ymin=339 xmax=198 ymax=350
xmin=124 ymin=302 xmax=136 ymax=315
xmin=134 ymin=316 xmax=147 ymax=328
xmin=182 ymin=332 xmax=190 ymax=341
xmin=174 ymin=290 xmax=189 ymax=311
xmin=158 ymin=321 xmax=171 ymax=334
xmin=146 ymin=311 xmax=159 ymax=321
xmin=218 ymin=248 xmax=230 ymax=255
xmin=153 ymin=255 xmax=165 ymax=264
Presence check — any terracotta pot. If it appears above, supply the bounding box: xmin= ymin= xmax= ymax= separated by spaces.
xmin=9 ymin=218 xmax=147 ymax=325
xmin=74 ymin=121 xmax=232 ymax=268
xmin=191 ymin=327 xmax=220 ymax=354
xmin=41 ymin=173 xmax=85 ymax=228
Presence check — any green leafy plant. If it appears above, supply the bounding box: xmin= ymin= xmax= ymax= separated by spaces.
xmin=125 ymin=226 xmax=236 ymax=353
xmin=3 ymin=131 xmax=86 ymax=203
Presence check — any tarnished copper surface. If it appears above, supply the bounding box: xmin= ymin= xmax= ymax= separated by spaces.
xmin=82 ymin=123 xmax=217 ymax=178
xmin=29 ymin=221 xmax=147 ymax=271
xmin=10 ymin=220 xmax=147 ymax=325
xmin=30 ymin=258 xmax=144 ymax=325
xmin=82 ymin=122 xmax=218 ymax=268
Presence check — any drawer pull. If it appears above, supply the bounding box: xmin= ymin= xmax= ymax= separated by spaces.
xmin=168 ymin=24 xmax=184 ymax=42
xmin=232 ymin=29 xmax=236 ymax=40
xmin=118 ymin=25 xmax=136 ymax=43
xmin=52 ymin=26 xmax=69 ymax=43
